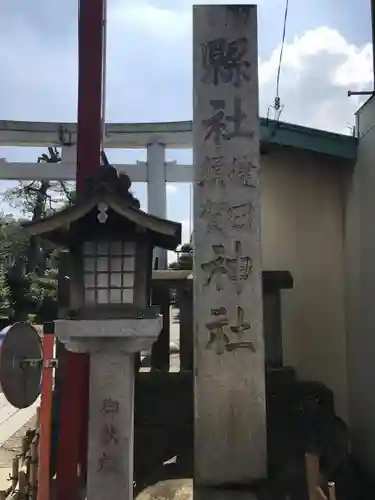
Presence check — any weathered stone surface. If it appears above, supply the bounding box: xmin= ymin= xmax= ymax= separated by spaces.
xmin=193 ymin=4 xmax=266 ymax=485
xmin=55 ymin=316 xmax=162 ymax=500
xmin=87 ymin=351 xmax=135 ymax=500
xmin=54 ymin=317 xmax=162 ymax=353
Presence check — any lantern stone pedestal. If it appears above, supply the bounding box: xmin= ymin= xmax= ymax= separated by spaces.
xmin=54 ymin=316 xmax=163 ymax=500
xmin=22 ymin=165 xmax=181 ymax=500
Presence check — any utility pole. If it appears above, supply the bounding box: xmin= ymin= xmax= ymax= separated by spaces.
xmin=348 ymin=1 xmax=375 ymax=97
xmin=55 ymin=1 xmax=106 ymax=499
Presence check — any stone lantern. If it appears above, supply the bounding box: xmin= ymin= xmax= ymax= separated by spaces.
xmin=22 ymin=164 xmax=181 ymax=500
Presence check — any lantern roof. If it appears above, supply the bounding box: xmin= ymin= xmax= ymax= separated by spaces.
xmin=22 ymin=163 xmax=181 ymax=250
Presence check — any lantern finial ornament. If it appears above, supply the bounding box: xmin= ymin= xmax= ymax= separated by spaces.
xmin=84 ymin=160 xmax=140 ymax=209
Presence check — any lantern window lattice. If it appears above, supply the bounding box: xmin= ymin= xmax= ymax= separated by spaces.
xmin=83 ymin=241 xmax=136 ymax=305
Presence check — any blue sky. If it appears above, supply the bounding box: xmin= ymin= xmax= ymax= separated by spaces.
xmin=0 ymin=0 xmax=373 ymax=247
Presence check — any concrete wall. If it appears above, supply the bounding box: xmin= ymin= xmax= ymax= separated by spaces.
xmin=345 ymin=95 xmax=375 ymax=477
xmin=261 ymin=146 xmax=351 ymax=421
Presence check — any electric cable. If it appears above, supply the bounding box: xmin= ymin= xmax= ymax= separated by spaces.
xmin=275 ymin=0 xmax=289 ymax=110
xmin=263 ymin=0 xmax=290 ymax=153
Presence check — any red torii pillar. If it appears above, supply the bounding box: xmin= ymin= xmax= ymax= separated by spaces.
xmin=55 ymin=0 xmax=105 ymax=499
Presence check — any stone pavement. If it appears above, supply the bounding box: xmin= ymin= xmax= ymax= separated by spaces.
xmin=0 ymin=392 xmax=39 ymax=491
xmin=136 ymin=479 xmax=257 ymax=500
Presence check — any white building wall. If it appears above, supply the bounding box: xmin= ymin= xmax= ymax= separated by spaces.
xmin=345 ymin=95 xmax=375 ymax=477
xmin=261 ymin=147 xmax=350 ymax=421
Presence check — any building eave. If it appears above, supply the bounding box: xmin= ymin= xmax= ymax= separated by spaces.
xmin=260 ymin=119 xmax=357 ymax=161
xmin=22 ymin=193 xmax=181 ymax=249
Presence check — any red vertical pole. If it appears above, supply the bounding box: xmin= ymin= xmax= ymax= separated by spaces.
xmin=76 ymin=0 xmax=105 ymax=193
xmin=55 ymin=0 xmax=105 ymax=499
xmin=37 ymin=328 xmax=54 ymax=500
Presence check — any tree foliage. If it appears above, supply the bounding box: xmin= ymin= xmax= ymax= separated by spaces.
xmin=0 ymin=270 xmax=10 ymax=320
xmin=3 ymin=148 xmax=74 ymax=217
xmin=0 ymin=146 xmax=152 ymax=325
xmin=0 ymin=147 xmax=74 ymax=326
xmin=169 ymin=243 xmax=193 ymax=271
xmin=0 ymin=214 xmax=29 ymax=265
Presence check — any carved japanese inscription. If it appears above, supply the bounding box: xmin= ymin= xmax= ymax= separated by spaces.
xmin=101 ymin=423 xmax=119 ymax=446
xmin=97 ymin=451 xmax=119 ymax=474
xmin=101 ymin=397 xmax=119 ymax=414
xmin=194 ymin=4 xmax=266 ymax=482
xmin=98 ymin=398 xmax=120 ymax=474
xmin=226 ymin=5 xmax=252 ymax=22
xmin=197 ymin=155 xmax=226 ymax=187
xmin=201 ymin=37 xmax=251 ymax=87
xmin=205 ymin=306 xmax=255 ymax=355
xmin=201 ymin=240 xmax=252 ymax=294
xmin=200 ymin=200 xmax=254 ymax=233
xmin=197 ymin=153 xmax=258 ymax=189
xmin=229 ymin=154 xmax=258 ymax=188
xmin=203 ymin=96 xmax=254 ymax=145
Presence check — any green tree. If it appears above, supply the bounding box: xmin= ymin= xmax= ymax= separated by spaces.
xmin=0 ymin=270 xmax=10 ymax=320
xmin=0 ymin=148 xmax=144 ymax=323
xmin=3 ymin=147 xmax=74 ymax=276
xmin=1 ymin=147 xmax=74 ymax=322
xmin=5 ymin=261 xmax=39 ymax=321
xmin=0 ymin=214 xmax=29 ymax=267
xmin=169 ymin=243 xmax=193 ymax=271
xmin=33 ymin=268 xmax=59 ymax=323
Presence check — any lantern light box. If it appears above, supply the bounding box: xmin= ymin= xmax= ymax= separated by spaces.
xmin=22 ymin=164 xmax=181 ymax=319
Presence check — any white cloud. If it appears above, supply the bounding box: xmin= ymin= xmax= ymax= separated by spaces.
xmin=0 ymin=2 xmax=372 ymax=259
xmin=1 ymin=1 xmax=372 ymax=132
xmin=258 ymin=26 xmax=372 ymax=133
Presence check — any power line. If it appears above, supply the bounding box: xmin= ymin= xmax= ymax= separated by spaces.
xmin=275 ymin=0 xmax=289 ymax=103
xmin=265 ymin=0 xmax=289 ymax=150
xmin=267 ymin=0 xmax=289 ymax=122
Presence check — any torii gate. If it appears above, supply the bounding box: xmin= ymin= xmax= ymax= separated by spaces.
xmin=56 ymin=1 xmax=105 ymax=499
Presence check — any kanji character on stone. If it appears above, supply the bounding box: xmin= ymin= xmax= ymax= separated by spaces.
xmin=201 ymin=37 xmax=251 ymax=87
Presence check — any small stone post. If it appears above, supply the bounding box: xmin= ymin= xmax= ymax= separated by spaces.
xmin=55 ymin=317 xmax=162 ymax=500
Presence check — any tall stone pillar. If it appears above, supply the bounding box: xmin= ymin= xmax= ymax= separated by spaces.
xmin=147 ymin=142 xmax=167 ymax=269
xmin=193 ymin=4 xmax=267 ymax=485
